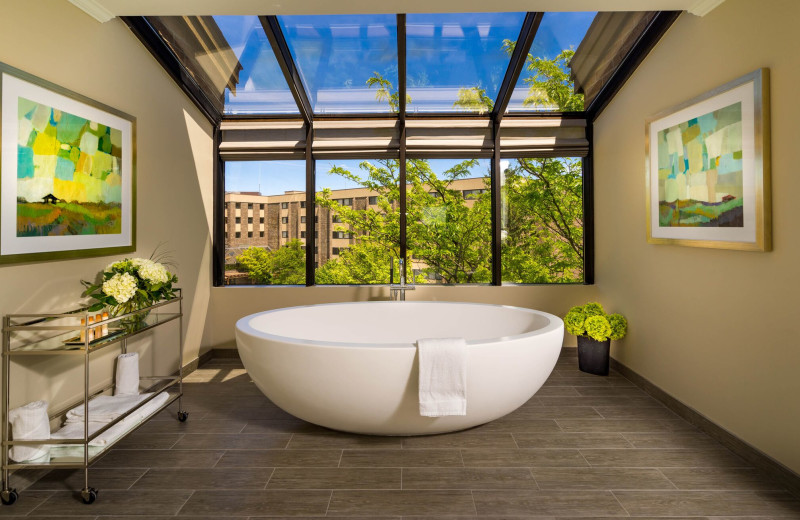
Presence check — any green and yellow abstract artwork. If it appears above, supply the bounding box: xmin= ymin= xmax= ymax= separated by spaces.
xmin=16 ymin=97 xmax=123 ymax=237
xmin=657 ymin=102 xmax=743 ymax=227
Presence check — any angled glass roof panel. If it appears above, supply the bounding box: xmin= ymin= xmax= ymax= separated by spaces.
xmin=213 ymin=16 xmax=300 ymax=115
xmin=278 ymin=15 xmax=398 ymax=114
xmin=405 ymin=12 xmax=525 ymax=114
xmin=506 ymin=12 xmax=595 ymax=112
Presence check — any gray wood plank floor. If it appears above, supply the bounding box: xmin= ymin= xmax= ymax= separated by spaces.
xmin=5 ymin=349 xmax=799 ymax=518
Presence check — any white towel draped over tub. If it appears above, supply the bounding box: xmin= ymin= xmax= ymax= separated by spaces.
xmin=416 ymin=337 xmax=468 ymax=417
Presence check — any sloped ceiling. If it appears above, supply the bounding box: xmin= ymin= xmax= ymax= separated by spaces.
xmin=68 ymin=0 xmax=726 ymax=21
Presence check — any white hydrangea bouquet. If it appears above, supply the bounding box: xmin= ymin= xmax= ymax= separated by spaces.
xmin=81 ymin=255 xmax=178 ymax=318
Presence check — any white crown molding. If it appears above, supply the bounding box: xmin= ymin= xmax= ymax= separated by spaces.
xmin=68 ymin=0 xmax=116 ymax=22
xmin=687 ymin=0 xmax=726 ymax=16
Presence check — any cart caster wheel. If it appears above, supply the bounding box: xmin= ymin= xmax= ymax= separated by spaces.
xmin=177 ymin=411 xmax=189 ymax=422
xmin=81 ymin=487 xmax=97 ymax=504
xmin=1 ymin=488 xmax=18 ymax=505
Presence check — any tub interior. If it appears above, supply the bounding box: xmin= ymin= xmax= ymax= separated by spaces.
xmin=245 ymin=302 xmax=552 ymax=345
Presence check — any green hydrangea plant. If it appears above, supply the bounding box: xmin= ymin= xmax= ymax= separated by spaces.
xmin=562 ymin=303 xmax=627 ymax=342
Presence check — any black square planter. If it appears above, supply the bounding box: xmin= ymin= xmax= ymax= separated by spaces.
xmin=577 ymin=336 xmax=611 ymax=376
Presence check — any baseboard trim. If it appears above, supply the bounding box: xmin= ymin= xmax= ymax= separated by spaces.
xmin=208 ymin=348 xmax=241 ymax=359
xmin=611 ymin=357 xmax=800 ymax=497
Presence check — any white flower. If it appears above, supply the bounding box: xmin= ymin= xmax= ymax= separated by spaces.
xmin=137 ymin=260 xmax=170 ymax=285
xmin=104 ymin=261 xmax=123 ymax=273
xmin=102 ymin=272 xmax=138 ymax=303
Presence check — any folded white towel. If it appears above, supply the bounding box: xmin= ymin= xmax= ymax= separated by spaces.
xmin=7 ymin=400 xmax=50 ymax=462
xmin=417 ymin=337 xmax=468 ymax=417
xmin=65 ymin=393 xmax=153 ymax=424
xmin=54 ymin=391 xmax=170 ymax=448
xmin=115 ymin=352 xmax=140 ymax=396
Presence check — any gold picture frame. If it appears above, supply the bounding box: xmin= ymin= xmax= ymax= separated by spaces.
xmin=0 ymin=62 xmax=136 ymax=264
xmin=645 ymin=68 xmax=770 ymax=251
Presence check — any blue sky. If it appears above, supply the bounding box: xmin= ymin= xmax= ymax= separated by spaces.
xmin=222 ymin=12 xmax=594 ymax=191
xmin=215 ymin=12 xmax=594 ymax=114
xmin=226 ymin=159 xmax=492 ymax=194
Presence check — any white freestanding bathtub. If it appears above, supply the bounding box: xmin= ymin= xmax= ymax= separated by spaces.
xmin=235 ymin=301 xmax=563 ymax=435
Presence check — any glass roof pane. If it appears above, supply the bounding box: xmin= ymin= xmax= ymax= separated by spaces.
xmin=506 ymin=12 xmax=595 ymax=112
xmin=214 ymin=16 xmax=300 ymax=115
xmin=278 ymin=15 xmax=398 ymax=114
xmin=405 ymin=12 xmax=525 ymax=114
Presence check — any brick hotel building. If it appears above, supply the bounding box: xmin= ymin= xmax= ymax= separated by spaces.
xmin=224 ymin=177 xmax=487 ymax=283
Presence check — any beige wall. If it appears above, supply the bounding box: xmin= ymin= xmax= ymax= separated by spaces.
xmin=594 ymin=0 xmax=800 ymax=474
xmin=0 ymin=2 xmax=213 ymax=410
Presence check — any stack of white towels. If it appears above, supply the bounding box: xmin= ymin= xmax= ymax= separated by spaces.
xmin=7 ymin=352 xmax=169 ymax=462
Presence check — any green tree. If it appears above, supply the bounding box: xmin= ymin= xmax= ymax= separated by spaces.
xmin=453 ymin=87 xmax=494 ymax=113
xmin=502 ymin=157 xmax=584 ymax=283
xmin=236 ymin=240 xmax=305 ymax=285
xmin=367 ymin=72 xmax=411 ymax=112
xmin=503 ymin=39 xmax=584 ymax=111
xmin=316 ymin=159 xmax=492 ymax=284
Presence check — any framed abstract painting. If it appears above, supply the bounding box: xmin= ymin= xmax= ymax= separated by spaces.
xmin=0 ymin=62 xmax=135 ymax=264
xmin=645 ymin=68 xmax=770 ymax=251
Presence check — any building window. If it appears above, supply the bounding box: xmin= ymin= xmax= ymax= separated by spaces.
xmin=332 ymin=215 xmax=342 ymax=223
xmin=259 ymin=231 xmax=265 ymax=237
xmin=224 ymin=217 xmax=228 ymax=224
xmin=248 ymin=217 xmax=253 ymax=223
xmin=336 ymin=198 xmax=353 ymax=206
xmin=332 ymin=231 xmax=353 ymax=239
xmin=301 ymin=231 xmax=306 ymax=238
xmin=300 ymin=201 xmax=306 ymax=208
xmin=248 ymin=231 xmax=253 ymax=238
xmin=300 ymin=216 xmax=306 ymax=223
xmin=368 ymin=196 xmax=378 ymax=205
xmin=260 ymin=217 xmax=264 ymax=223
xmin=281 ymin=202 xmax=289 ymax=209
xmin=315 ymin=216 xmax=318 ymax=223
xmin=260 ymin=204 xmax=265 ymax=211
xmin=281 ymin=231 xmax=288 ymax=238
xmin=235 ymin=232 xmax=241 ymax=238
xmin=235 ymin=202 xmax=241 ymax=209
xmin=235 ymin=217 xmax=241 ymax=223
xmin=248 ymin=203 xmax=253 ymax=209
xmin=281 ymin=217 xmax=288 ymax=224
xmin=332 ymin=247 xmax=348 ymax=255
xmin=462 ymin=188 xmax=485 ymax=200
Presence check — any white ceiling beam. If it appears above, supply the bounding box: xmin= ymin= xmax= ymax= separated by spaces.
xmin=68 ymin=0 xmax=115 ymax=22
xmin=687 ymin=0 xmax=727 ymax=16
xmin=75 ymin=0 xmax=698 ymax=16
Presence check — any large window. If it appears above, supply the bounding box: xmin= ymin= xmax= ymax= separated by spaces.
xmin=223 ymin=161 xmax=306 ymax=285
xmin=501 ymin=157 xmax=584 ymax=283
xmin=407 ymin=159 xmax=492 ymax=284
xmin=315 ymin=159 xmax=399 ymax=285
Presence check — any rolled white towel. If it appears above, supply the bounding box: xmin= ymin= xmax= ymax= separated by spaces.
xmin=65 ymin=393 xmax=153 ymax=424
xmin=7 ymin=400 xmax=50 ymax=462
xmin=417 ymin=337 xmax=468 ymax=417
xmin=115 ymin=352 xmax=140 ymax=396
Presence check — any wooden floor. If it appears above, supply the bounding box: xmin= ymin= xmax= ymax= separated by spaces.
xmin=5 ymin=349 xmax=800 ymax=518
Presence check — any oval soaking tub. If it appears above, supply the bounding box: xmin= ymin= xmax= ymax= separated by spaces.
xmin=235 ymin=301 xmax=563 ymax=435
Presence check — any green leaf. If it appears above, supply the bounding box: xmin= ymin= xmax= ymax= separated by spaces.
xmin=87 ymin=303 xmax=105 ymax=312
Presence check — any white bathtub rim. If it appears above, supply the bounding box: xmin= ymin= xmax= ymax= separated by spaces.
xmin=235 ymin=300 xmax=564 ymax=349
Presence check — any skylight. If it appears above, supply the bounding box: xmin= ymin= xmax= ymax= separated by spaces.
xmin=506 ymin=12 xmax=596 ymax=112
xmin=214 ymin=16 xmax=299 ymax=115
xmin=278 ymin=15 xmax=398 ymax=114
xmin=405 ymin=13 xmax=525 ymax=114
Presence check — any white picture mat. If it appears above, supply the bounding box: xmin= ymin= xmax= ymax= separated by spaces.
xmin=1 ymin=72 xmax=133 ymax=255
xmin=648 ymin=81 xmax=755 ymax=243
